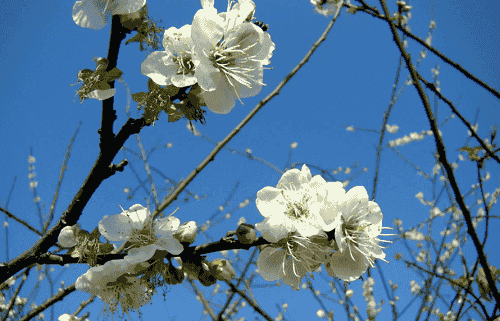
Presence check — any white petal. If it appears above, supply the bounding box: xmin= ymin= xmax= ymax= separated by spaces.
xmin=141 ymin=51 xmax=177 ymax=86
xmin=72 ymin=0 xmax=109 ymax=30
xmin=327 ymin=247 xmax=370 ymax=282
xmin=255 ymin=216 xmax=291 ymax=243
xmin=256 ymin=186 xmax=286 ymax=217
xmin=98 ymin=213 xmax=135 ymax=242
xmin=202 ymin=84 xmax=237 ymax=114
xmin=124 ymin=244 xmax=158 ymax=263
xmin=282 ymin=256 xmax=307 ymax=290
xmin=155 ymin=216 xmax=181 ymax=233
xmin=171 ymin=74 xmax=198 ymax=87
xmin=257 ymin=246 xmax=286 ymax=281
xmin=87 ymin=88 xmax=116 ymax=100
xmin=156 ymin=237 xmax=184 ymax=255
xmin=192 ymin=7 xmax=224 ymax=51
xmin=112 ymin=0 xmax=146 ymax=15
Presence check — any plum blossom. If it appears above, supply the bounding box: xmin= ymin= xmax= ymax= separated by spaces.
xmin=141 ymin=25 xmax=199 ymax=88
xmin=73 ymin=0 xmax=146 ymax=30
xmin=310 ymin=0 xmax=344 ymax=17
xmin=75 ymin=259 xmax=152 ymax=315
xmin=326 ymin=186 xmax=393 ymax=281
xmin=255 ymin=164 xmax=347 ymax=289
xmin=255 ymin=164 xmax=345 ymax=240
xmin=98 ymin=204 xmax=184 ymax=263
xmin=191 ymin=0 xmax=275 ymax=113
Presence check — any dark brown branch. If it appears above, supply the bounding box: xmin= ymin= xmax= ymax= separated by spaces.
xmin=348 ymin=2 xmax=500 ymax=100
xmin=378 ymin=0 xmax=500 ymax=315
xmin=225 ymin=280 xmax=273 ymax=321
xmin=417 ymin=74 xmax=500 ymax=165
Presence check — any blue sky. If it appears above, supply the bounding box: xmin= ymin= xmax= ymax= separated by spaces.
xmin=1 ymin=0 xmax=500 ymax=320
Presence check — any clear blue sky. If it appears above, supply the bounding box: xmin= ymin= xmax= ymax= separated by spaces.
xmin=1 ymin=0 xmax=500 ymax=320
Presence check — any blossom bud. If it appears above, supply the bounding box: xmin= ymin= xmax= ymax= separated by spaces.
xmin=166 ymin=263 xmax=185 ymax=285
xmin=198 ymin=261 xmax=217 ymax=286
xmin=236 ymin=223 xmax=257 ymax=244
xmin=209 ymin=259 xmax=236 ymax=282
xmin=174 ymin=221 xmax=198 ymax=244
xmin=58 ymin=224 xmax=87 ymax=248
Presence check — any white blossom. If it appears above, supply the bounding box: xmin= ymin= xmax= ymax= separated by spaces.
xmin=141 ymin=25 xmax=198 ymax=87
xmin=75 ymin=259 xmax=152 ymax=315
xmin=326 ymin=186 xmax=392 ymax=281
xmin=72 ymin=0 xmax=146 ymax=30
xmin=98 ymin=204 xmax=184 ymax=263
xmin=191 ymin=0 xmax=275 ymax=113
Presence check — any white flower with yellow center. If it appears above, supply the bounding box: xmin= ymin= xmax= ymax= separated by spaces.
xmin=75 ymin=259 xmax=152 ymax=316
xmin=141 ymin=25 xmax=199 ymax=88
xmin=98 ymin=204 xmax=184 ymax=263
xmin=326 ymin=186 xmax=393 ymax=282
xmin=191 ymin=0 xmax=275 ymax=114
xmin=72 ymin=0 xmax=146 ymax=30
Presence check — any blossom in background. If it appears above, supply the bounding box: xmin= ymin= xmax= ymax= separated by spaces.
xmin=75 ymin=259 xmax=152 ymax=314
xmin=73 ymin=0 xmax=146 ymax=30
xmin=326 ymin=186 xmax=392 ymax=281
xmin=191 ymin=0 xmax=275 ymax=114
xmin=58 ymin=314 xmax=89 ymax=321
xmin=98 ymin=204 xmax=184 ymax=263
xmin=141 ymin=24 xmax=199 ymax=87
xmin=310 ymin=0 xmax=344 ymax=17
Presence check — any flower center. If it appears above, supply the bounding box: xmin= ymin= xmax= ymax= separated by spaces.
xmin=281 ymin=190 xmax=311 ymax=221
xmin=172 ymin=52 xmax=195 ymax=76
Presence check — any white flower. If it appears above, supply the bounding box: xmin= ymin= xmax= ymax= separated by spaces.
xmin=255 ymin=165 xmax=345 ymax=240
xmin=190 ymin=0 xmax=275 ymax=113
xmin=141 ymin=25 xmax=199 ymax=87
xmin=75 ymin=259 xmax=152 ymax=313
xmin=98 ymin=204 xmax=184 ymax=263
xmin=327 ymin=186 xmax=392 ymax=281
xmin=73 ymin=0 xmax=146 ymax=30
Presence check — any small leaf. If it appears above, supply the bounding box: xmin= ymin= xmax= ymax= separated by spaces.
xmin=104 ymin=67 xmax=123 ymax=82
xmin=88 ymin=227 xmax=101 ymax=242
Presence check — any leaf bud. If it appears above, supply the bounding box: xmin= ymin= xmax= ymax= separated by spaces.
xmin=236 ymin=223 xmax=257 ymax=244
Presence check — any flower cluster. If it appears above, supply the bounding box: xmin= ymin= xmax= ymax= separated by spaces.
xmin=141 ymin=0 xmax=275 ymax=114
xmin=60 ymin=204 xmax=197 ymax=315
xmin=255 ymin=165 xmax=393 ymax=289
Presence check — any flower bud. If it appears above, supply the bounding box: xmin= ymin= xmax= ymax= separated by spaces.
xmin=58 ymin=224 xmax=87 ymax=248
xmin=198 ymin=261 xmax=217 ymax=287
xmin=166 ymin=263 xmax=185 ymax=285
xmin=209 ymin=259 xmax=236 ymax=282
xmin=174 ymin=221 xmax=198 ymax=244
xmin=236 ymin=223 xmax=257 ymax=244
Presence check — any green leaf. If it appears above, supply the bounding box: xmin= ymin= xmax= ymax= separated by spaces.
xmin=104 ymin=67 xmax=123 ymax=82
xmin=132 ymin=92 xmax=148 ymax=105
xmin=88 ymin=227 xmax=101 ymax=242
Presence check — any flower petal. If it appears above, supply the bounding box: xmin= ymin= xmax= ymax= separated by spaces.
xmin=256 ymin=186 xmax=286 ymax=218
xmin=87 ymin=88 xmax=116 ymax=100
xmin=112 ymin=0 xmax=146 ymax=15
xmin=327 ymin=247 xmax=370 ymax=282
xmin=257 ymin=246 xmax=286 ymax=281
xmin=72 ymin=0 xmax=109 ymax=30
xmin=98 ymin=213 xmax=135 ymax=242
xmin=255 ymin=216 xmax=291 ymax=243
xmin=141 ymin=51 xmax=177 ymax=86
